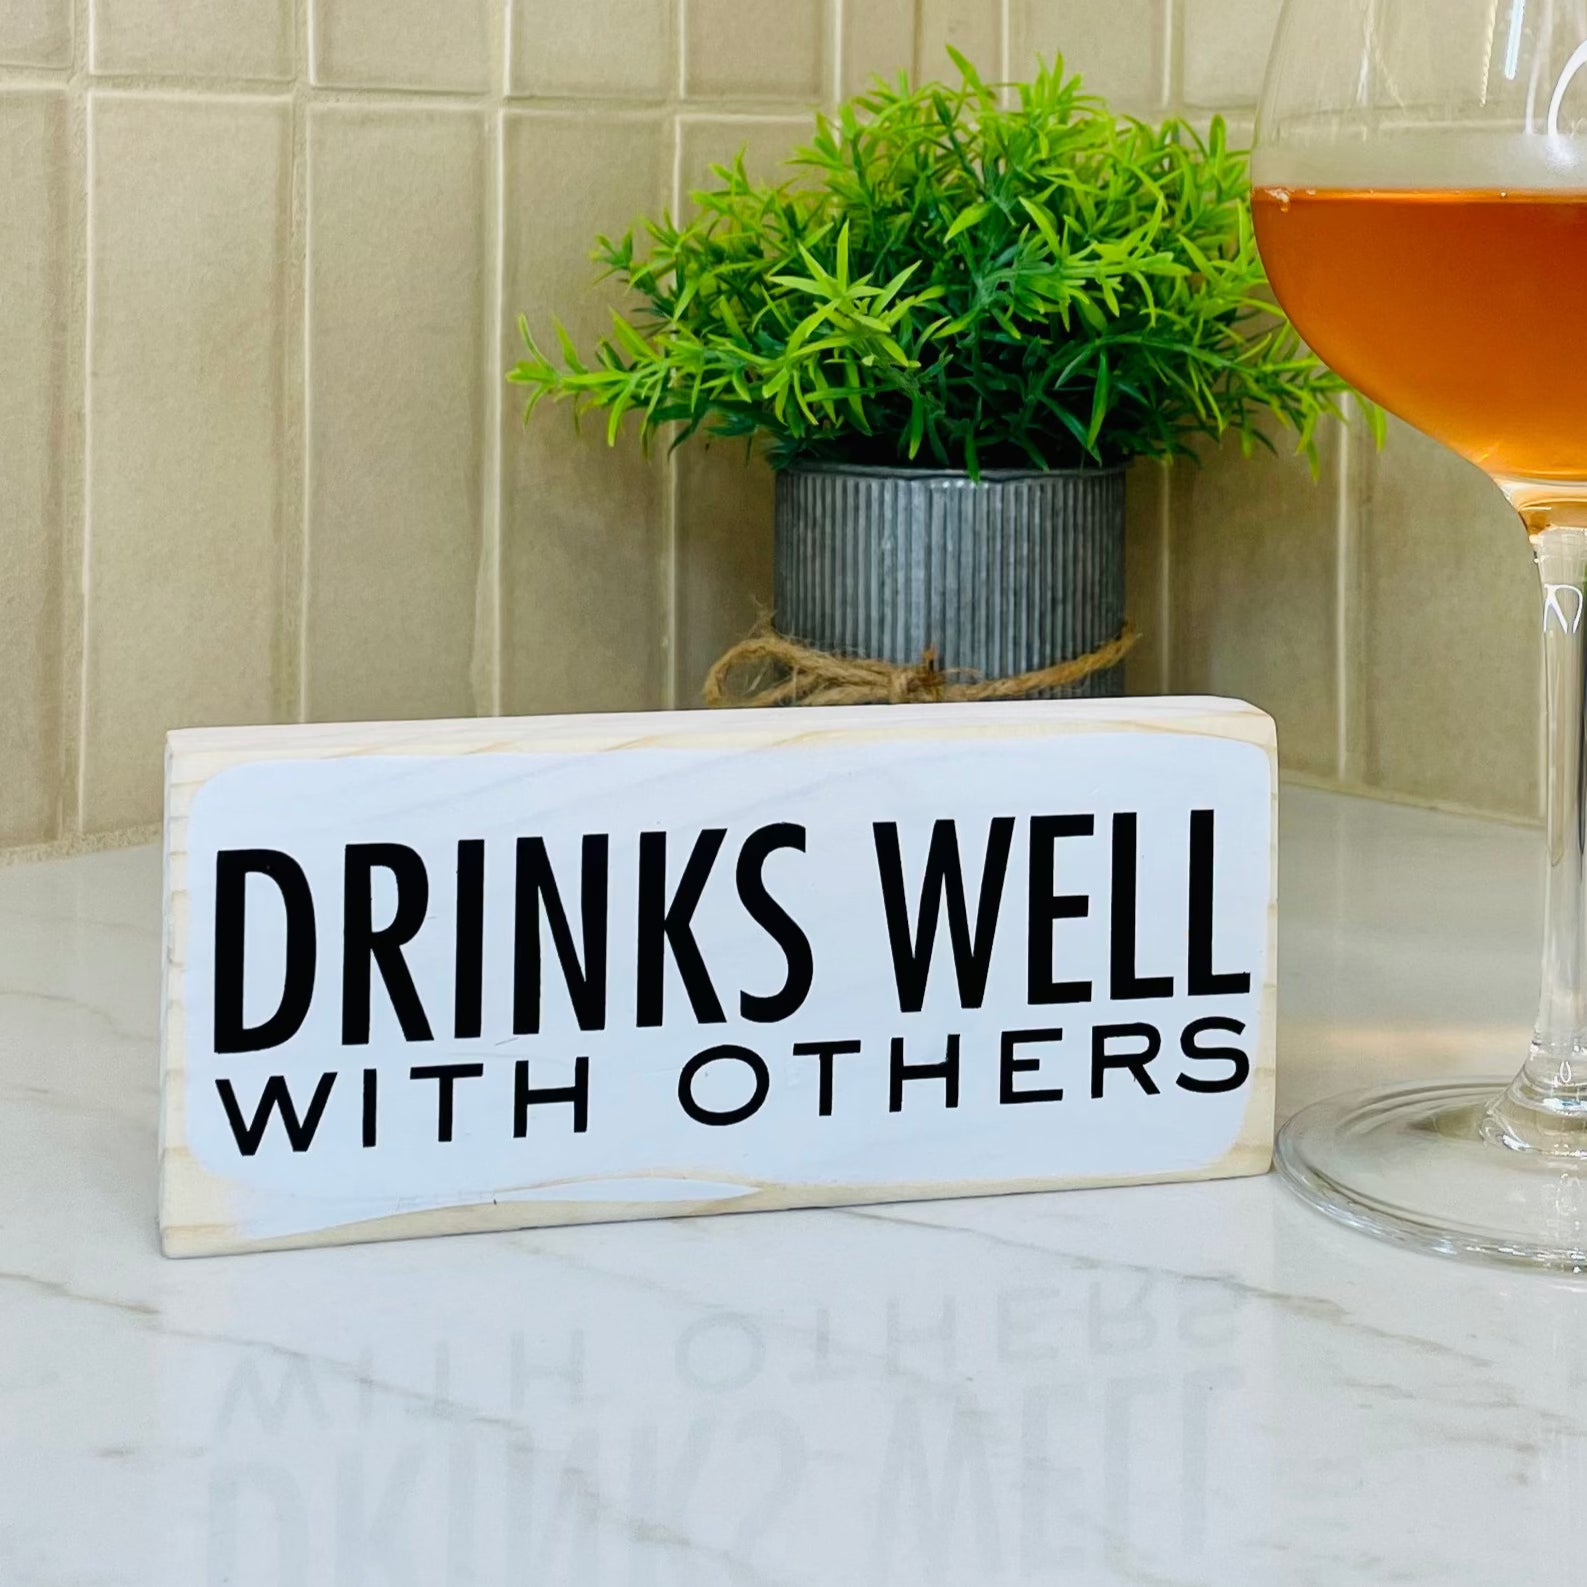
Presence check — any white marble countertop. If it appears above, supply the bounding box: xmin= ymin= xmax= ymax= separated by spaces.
xmin=1 ymin=786 xmax=1574 ymax=1586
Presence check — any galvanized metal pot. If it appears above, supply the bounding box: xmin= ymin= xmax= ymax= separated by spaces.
xmin=774 ymin=463 xmax=1128 ymax=698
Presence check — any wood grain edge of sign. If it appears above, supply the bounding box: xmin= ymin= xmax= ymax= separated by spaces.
xmin=161 ymin=696 xmax=1278 ymax=794
xmin=159 ymin=736 xmax=210 ymax=1258
xmin=159 ymin=1141 xmax=1277 ymax=1259
xmin=156 ymin=701 xmax=1278 ymax=1260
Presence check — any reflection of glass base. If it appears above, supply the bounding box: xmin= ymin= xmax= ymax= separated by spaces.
xmin=1277 ymin=1080 xmax=1587 ymax=1271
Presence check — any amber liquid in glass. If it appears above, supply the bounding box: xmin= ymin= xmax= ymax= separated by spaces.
xmin=1253 ymin=187 xmax=1587 ymax=513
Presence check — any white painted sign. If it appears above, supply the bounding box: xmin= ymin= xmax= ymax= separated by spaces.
xmin=159 ymin=699 xmax=1277 ymax=1256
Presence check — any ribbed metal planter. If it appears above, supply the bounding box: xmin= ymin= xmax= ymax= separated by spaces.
xmin=774 ymin=463 xmax=1128 ymax=698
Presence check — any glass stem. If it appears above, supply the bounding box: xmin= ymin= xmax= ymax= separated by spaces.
xmin=1487 ymin=525 xmax=1587 ymax=1149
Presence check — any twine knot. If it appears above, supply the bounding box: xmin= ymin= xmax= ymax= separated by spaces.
xmin=704 ymin=622 xmax=1138 ymax=709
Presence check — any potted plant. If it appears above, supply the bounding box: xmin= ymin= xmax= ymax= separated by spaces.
xmin=510 ymin=52 xmax=1357 ymax=703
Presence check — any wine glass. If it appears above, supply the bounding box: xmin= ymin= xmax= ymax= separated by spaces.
xmin=1255 ymin=0 xmax=1587 ymax=1266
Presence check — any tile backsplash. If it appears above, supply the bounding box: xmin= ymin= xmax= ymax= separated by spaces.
xmin=0 ymin=0 xmax=1546 ymax=857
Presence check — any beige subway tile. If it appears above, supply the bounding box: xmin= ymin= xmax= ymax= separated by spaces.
xmin=672 ymin=115 xmax=804 ymax=703
xmin=1016 ymin=0 xmax=1165 ymax=112
xmin=1210 ymin=111 xmax=1254 ymax=147
xmin=1355 ymin=419 xmax=1540 ymax=819
xmin=0 ymin=0 xmax=70 ymax=66
xmin=312 ymin=0 xmax=490 ymax=90
xmin=915 ymin=0 xmax=1001 ymax=80
xmin=508 ymin=115 xmax=669 ymax=355
xmin=501 ymin=112 xmax=668 ymax=715
xmin=0 ymin=93 xmax=68 ymax=846
xmin=676 ymin=437 xmax=776 ymax=705
xmin=1124 ymin=458 xmax=1169 ymax=695
xmin=672 ymin=113 xmax=812 ymax=704
xmin=844 ymin=0 xmax=913 ymax=97
xmin=304 ymin=107 xmax=486 ymax=724
xmin=509 ymin=0 xmax=671 ymax=98
xmin=684 ymin=0 xmax=826 ymax=100
xmin=1181 ymin=0 xmax=1283 ymax=109
xmin=92 ymin=0 xmax=291 ymax=77
xmin=677 ymin=113 xmax=813 ymax=195
xmin=83 ymin=95 xmax=289 ymax=833
xmin=1169 ymin=430 xmax=1341 ymax=778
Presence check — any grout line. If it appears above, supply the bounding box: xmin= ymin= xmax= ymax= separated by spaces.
xmin=0 ymin=66 xmax=73 ymax=86
xmin=280 ymin=0 xmax=308 ymax=727
xmin=671 ymin=98 xmax=848 ymax=117
xmin=0 ymin=822 xmax=162 ymax=869
xmin=69 ymin=82 xmax=296 ymax=108
xmin=828 ymin=0 xmax=842 ymax=107
xmin=1000 ymin=0 xmax=1014 ymax=83
xmin=1161 ymin=0 xmax=1181 ymax=112
xmin=0 ymin=66 xmax=836 ymax=120
xmin=297 ymin=92 xmax=314 ymax=721
xmin=12 ymin=69 xmax=303 ymax=94
xmin=1157 ymin=462 xmax=1173 ymax=693
xmin=485 ymin=107 xmax=506 ymax=717
xmin=673 ymin=109 xmax=830 ymax=133
xmin=58 ymin=0 xmax=89 ymax=841
xmin=661 ymin=95 xmax=684 ymax=710
xmin=281 ymin=107 xmax=304 ymax=725
xmin=303 ymin=0 xmax=318 ymax=86
xmin=1279 ymin=770 xmax=1544 ymax=831
xmin=74 ymin=94 xmax=96 ymax=834
xmin=485 ymin=0 xmax=509 ymax=716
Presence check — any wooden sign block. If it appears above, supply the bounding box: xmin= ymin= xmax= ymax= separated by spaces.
xmin=159 ymin=700 xmax=1277 ymax=1257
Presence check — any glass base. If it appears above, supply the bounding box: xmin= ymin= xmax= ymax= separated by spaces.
xmin=1277 ymin=1079 xmax=1587 ymax=1271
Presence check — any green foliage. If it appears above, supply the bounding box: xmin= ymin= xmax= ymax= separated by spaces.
xmin=509 ymin=51 xmax=1360 ymax=475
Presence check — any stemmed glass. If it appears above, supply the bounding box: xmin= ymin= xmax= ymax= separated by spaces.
xmin=1256 ymin=0 xmax=1587 ymax=1265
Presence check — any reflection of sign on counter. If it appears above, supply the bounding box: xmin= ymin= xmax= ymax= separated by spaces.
xmin=195 ymin=1238 xmax=1265 ymax=1585
xmin=159 ymin=699 xmax=1277 ymax=1257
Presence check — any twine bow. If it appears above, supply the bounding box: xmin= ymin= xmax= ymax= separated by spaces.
xmin=704 ymin=622 xmax=1139 ymax=709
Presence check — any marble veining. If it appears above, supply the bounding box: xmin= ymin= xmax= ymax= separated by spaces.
xmin=0 ymin=788 xmax=1579 ymax=1585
